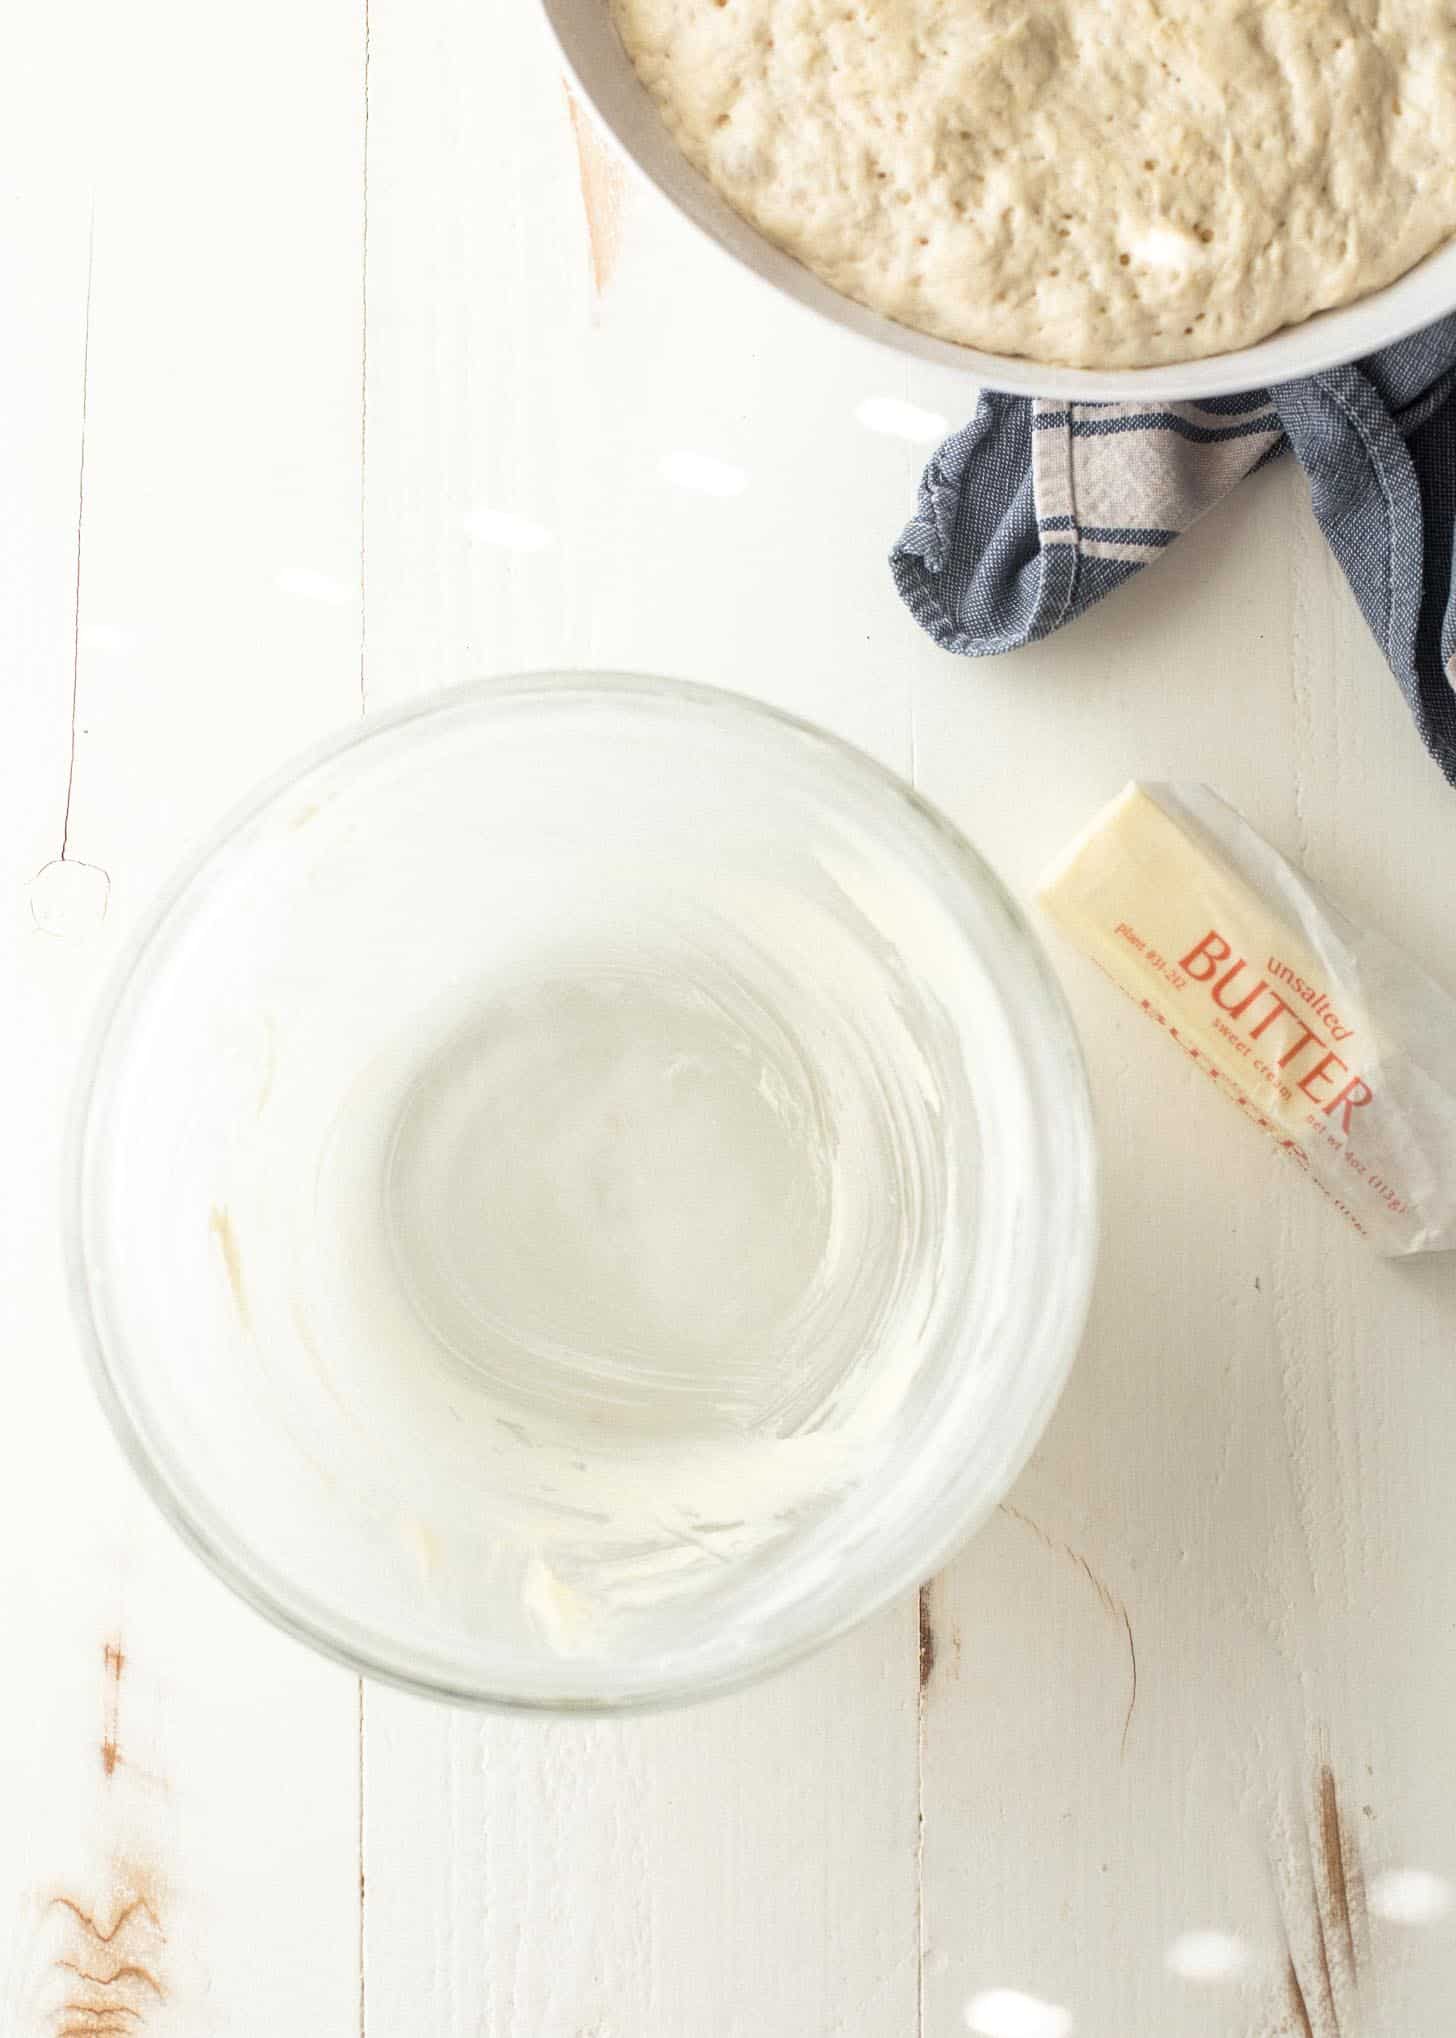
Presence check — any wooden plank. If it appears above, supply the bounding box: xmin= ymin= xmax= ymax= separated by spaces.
xmin=914 ymin=455 xmax=1456 ymax=2034
xmin=0 ymin=2 xmax=366 ymax=2030
xmin=361 ymin=0 xmax=924 ymax=766
xmin=364 ymin=1611 xmax=918 ymax=2038
xmin=15 ymin=0 xmax=1456 ymax=2027
xmin=358 ymin=3 xmax=924 ymax=2028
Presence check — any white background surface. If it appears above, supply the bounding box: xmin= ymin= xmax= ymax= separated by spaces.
xmin=6 ymin=4 xmax=1456 ymax=2034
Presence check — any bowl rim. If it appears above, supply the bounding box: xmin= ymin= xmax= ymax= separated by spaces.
xmin=543 ymin=0 xmax=1456 ymax=401
xmin=66 ymin=668 xmax=1099 ymax=1712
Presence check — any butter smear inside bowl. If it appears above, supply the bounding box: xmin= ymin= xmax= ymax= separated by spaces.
xmin=1039 ymin=783 xmax=1456 ymax=1253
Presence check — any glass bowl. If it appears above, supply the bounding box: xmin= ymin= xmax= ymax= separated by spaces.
xmin=67 ymin=672 xmax=1096 ymax=1709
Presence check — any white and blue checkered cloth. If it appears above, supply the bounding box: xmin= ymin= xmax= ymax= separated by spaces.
xmin=892 ymin=317 xmax=1456 ymax=786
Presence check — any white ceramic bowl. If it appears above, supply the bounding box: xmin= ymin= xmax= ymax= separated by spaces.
xmin=545 ymin=0 xmax=1456 ymax=402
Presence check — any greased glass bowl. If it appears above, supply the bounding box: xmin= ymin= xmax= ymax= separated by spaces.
xmin=67 ymin=673 xmax=1096 ymax=1709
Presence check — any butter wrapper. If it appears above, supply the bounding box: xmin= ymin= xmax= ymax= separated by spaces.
xmin=1039 ymin=782 xmax=1456 ymax=1253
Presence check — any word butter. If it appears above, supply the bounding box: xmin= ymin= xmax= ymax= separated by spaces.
xmin=1040 ymin=784 xmax=1456 ymax=1254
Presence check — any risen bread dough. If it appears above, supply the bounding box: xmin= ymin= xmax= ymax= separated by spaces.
xmin=609 ymin=0 xmax=1456 ymax=367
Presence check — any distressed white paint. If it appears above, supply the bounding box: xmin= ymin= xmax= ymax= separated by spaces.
xmin=914 ymin=459 xmax=1456 ymax=2037
xmin=0 ymin=2 xmax=363 ymax=2033
xmin=7 ymin=0 xmax=1456 ymax=2034
xmin=362 ymin=1608 xmax=919 ymax=2038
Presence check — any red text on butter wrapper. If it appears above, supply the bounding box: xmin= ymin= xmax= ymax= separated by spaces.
xmin=1177 ymin=929 xmax=1373 ymax=1132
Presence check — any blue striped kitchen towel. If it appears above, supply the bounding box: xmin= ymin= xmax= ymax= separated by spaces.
xmin=891 ymin=316 xmax=1456 ymax=786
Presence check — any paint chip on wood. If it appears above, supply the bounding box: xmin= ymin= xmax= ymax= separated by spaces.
xmin=565 ymin=86 xmax=628 ymax=305
xmin=918 ymin=1583 xmax=937 ymax=1689
xmin=1318 ymin=1764 xmax=1363 ymax=1976
xmin=45 ymin=1879 xmax=167 ymax=2034
xmin=101 ymin=1635 xmax=125 ymax=1778
xmin=1286 ymin=1957 xmax=1316 ymax=2038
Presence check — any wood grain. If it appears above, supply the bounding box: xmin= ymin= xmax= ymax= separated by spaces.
xmin=11 ymin=0 xmax=1456 ymax=2032
xmin=913 ymin=464 xmax=1456 ymax=2034
xmin=357 ymin=11 xmax=923 ymax=2030
xmin=0 ymin=1 xmax=365 ymax=2032
xmin=564 ymin=87 xmax=629 ymax=308
xmin=362 ymin=1608 xmax=920 ymax=2038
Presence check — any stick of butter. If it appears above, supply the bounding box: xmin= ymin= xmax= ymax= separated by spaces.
xmin=1039 ymin=783 xmax=1456 ymax=1254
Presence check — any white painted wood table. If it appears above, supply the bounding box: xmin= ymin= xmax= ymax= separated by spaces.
xmin=7 ymin=4 xmax=1456 ymax=2033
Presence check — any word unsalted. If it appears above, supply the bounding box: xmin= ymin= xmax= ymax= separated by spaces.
xmin=1039 ymin=783 xmax=1456 ymax=1254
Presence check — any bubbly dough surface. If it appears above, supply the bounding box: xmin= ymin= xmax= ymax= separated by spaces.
xmin=609 ymin=0 xmax=1456 ymax=367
